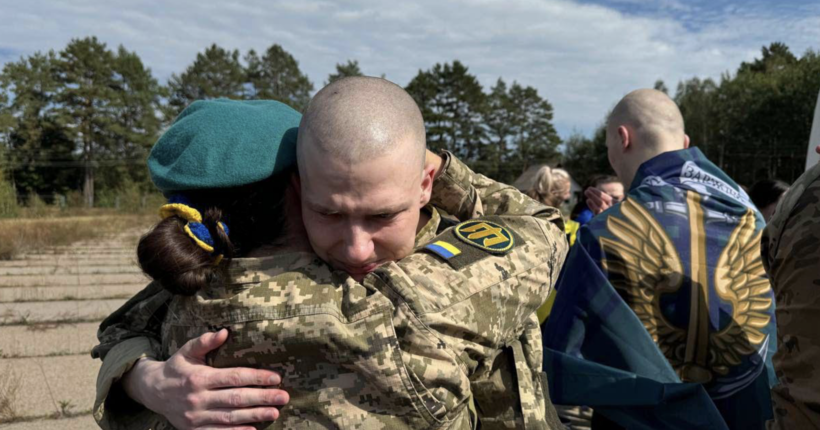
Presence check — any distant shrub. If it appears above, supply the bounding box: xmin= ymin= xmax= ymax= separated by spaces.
xmin=0 ymin=214 xmax=156 ymax=260
xmin=0 ymin=177 xmax=17 ymax=218
xmin=24 ymin=193 xmax=50 ymax=218
xmin=117 ymin=180 xmax=145 ymax=213
xmin=142 ymin=193 xmax=166 ymax=213
xmin=65 ymin=190 xmax=84 ymax=209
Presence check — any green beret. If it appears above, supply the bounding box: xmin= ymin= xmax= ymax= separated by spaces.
xmin=148 ymin=99 xmax=301 ymax=194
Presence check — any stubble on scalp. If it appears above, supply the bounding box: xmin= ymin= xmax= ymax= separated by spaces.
xmin=608 ymin=88 xmax=686 ymax=149
xmin=296 ymin=76 xmax=427 ymax=171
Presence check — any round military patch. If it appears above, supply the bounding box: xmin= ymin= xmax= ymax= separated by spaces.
xmin=454 ymin=220 xmax=514 ymax=254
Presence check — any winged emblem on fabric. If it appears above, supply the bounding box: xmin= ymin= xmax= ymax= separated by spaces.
xmin=600 ymin=195 xmax=772 ymax=384
xmin=710 ymin=210 xmax=772 ymax=375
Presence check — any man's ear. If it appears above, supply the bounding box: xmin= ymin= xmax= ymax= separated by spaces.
xmin=420 ymin=163 xmax=436 ymax=206
xmin=618 ymin=126 xmax=631 ymax=151
xmin=684 ymin=134 xmax=691 ymax=149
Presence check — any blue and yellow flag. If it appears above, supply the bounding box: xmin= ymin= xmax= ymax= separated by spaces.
xmin=542 ymin=148 xmax=777 ymax=429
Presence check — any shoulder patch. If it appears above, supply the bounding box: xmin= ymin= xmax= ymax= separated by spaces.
xmin=454 ymin=220 xmax=514 ymax=254
xmin=419 ymin=217 xmax=522 ymax=270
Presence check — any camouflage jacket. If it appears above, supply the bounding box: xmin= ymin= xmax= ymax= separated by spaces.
xmin=92 ymin=153 xmax=568 ymax=430
xmin=761 ymin=162 xmax=820 ymax=429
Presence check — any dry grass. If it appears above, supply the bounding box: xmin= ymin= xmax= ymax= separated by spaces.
xmin=0 ymin=213 xmax=156 ymax=260
xmin=0 ymin=364 xmax=22 ymax=423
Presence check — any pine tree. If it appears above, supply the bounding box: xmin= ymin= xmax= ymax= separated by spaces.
xmin=54 ymin=37 xmax=163 ymax=207
xmin=0 ymin=50 xmax=76 ymax=198
xmin=326 ymin=60 xmax=363 ymax=85
xmin=54 ymin=37 xmax=123 ymax=207
xmin=485 ymin=79 xmax=561 ymax=183
xmin=245 ymin=45 xmax=313 ymax=111
xmin=102 ymin=45 xmax=163 ymax=191
xmin=406 ymin=61 xmax=487 ymax=162
xmin=166 ymin=44 xmax=246 ymax=117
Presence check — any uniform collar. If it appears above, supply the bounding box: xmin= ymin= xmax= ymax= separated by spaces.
xmin=414 ymin=205 xmax=441 ymax=246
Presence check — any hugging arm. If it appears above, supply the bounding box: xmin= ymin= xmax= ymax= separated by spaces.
xmin=430 ymin=150 xmax=565 ymax=224
xmin=92 ymin=282 xmax=288 ymax=430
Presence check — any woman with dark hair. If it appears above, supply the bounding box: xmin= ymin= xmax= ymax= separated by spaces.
xmin=570 ymin=175 xmax=623 ymax=226
xmin=749 ymin=179 xmax=789 ymax=222
xmin=93 ymin=99 xmax=568 ymax=430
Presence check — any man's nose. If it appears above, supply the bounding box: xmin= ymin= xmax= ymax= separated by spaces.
xmin=342 ymin=224 xmax=374 ymax=265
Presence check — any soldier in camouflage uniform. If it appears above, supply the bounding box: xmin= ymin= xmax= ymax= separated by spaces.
xmin=93 ymin=92 xmax=568 ymax=429
xmin=761 ymin=157 xmax=820 ymax=429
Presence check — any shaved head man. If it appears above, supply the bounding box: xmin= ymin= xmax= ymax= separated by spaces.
xmin=296 ymin=77 xmax=436 ymax=279
xmin=94 ymin=78 xmax=569 ymax=429
xmin=545 ymin=88 xmax=776 ymax=428
xmin=606 ymin=89 xmax=690 ymax=188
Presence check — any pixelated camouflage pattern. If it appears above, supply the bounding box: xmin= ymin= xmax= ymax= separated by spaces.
xmin=92 ymin=281 xmax=169 ymax=362
xmin=762 ymin=162 xmax=820 ymax=429
xmin=430 ymin=153 xmax=565 ymax=228
xmin=432 ymin=154 xmax=566 ymax=429
xmin=160 ymin=252 xmax=469 ymax=429
xmin=415 ymin=205 xmax=442 ymax=246
xmin=93 ymin=152 xmax=567 ymax=430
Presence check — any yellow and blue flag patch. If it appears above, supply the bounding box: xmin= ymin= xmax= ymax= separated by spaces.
xmin=421 ymin=217 xmax=520 ymax=270
xmin=424 ymin=240 xmax=462 ymax=260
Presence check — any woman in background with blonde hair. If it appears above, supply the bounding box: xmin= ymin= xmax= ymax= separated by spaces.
xmin=514 ymin=165 xmax=573 ymax=208
xmin=515 ymin=164 xmax=581 ymax=246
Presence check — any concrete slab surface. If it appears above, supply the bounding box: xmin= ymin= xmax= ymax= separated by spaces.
xmin=0 ymin=257 xmax=136 ymax=268
xmin=0 ymin=265 xmax=141 ymax=277
xmin=0 ymin=284 xmax=143 ymax=304
xmin=0 ymin=299 xmax=128 ymax=325
xmin=21 ymin=248 xmax=134 ymax=256
xmin=11 ymin=254 xmax=135 ymax=262
xmin=0 ymin=322 xmax=101 ymax=358
xmin=0 ymin=355 xmax=98 ymax=419
xmin=0 ymin=273 xmax=147 ymax=288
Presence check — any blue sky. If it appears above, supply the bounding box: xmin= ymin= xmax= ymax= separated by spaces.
xmin=1 ymin=0 xmax=818 ymax=139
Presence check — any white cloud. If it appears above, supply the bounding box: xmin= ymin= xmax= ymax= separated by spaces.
xmin=1 ymin=0 xmax=817 ymax=137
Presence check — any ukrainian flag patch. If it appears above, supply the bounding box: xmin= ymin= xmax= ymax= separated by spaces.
xmin=424 ymin=241 xmax=462 ymax=260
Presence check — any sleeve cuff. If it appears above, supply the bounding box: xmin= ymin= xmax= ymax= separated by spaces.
xmin=94 ymin=337 xmax=162 ymax=430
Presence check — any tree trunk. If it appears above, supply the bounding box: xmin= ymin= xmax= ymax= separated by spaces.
xmin=84 ymin=161 xmax=94 ymax=208
xmin=83 ymin=138 xmax=94 ymax=207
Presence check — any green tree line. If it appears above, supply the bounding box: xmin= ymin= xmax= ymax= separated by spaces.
xmin=1 ymin=39 xmax=818 ymax=209
xmin=0 ymin=38 xmax=561 ymax=205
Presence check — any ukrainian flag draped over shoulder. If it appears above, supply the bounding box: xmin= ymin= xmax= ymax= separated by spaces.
xmin=542 ymin=148 xmax=777 ymax=430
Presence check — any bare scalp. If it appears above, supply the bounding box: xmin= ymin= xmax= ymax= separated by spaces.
xmin=297 ymin=76 xmax=426 ymax=170
xmin=608 ymin=88 xmax=685 ymax=149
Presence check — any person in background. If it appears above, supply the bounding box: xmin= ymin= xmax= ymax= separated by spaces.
xmin=542 ymin=89 xmax=776 ymax=429
xmin=514 ymin=165 xmax=575 ymax=245
xmin=761 ymin=144 xmax=820 ymax=429
xmin=571 ymin=175 xmax=624 ymax=226
xmin=749 ymin=179 xmax=789 ymax=222
xmin=514 ymin=165 xmax=573 ymax=208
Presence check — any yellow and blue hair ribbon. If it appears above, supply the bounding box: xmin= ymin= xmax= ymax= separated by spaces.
xmin=159 ymin=195 xmax=229 ymax=265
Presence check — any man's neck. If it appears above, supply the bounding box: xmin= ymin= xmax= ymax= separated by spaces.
xmin=622 ymin=146 xmax=681 ymax=190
